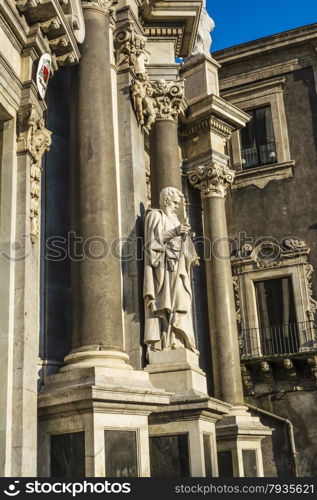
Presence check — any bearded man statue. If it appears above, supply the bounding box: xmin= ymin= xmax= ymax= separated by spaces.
xmin=143 ymin=187 xmax=199 ymax=353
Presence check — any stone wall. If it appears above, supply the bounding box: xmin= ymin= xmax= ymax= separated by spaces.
xmin=226 ymin=66 xmax=317 ymax=293
xmin=43 ymin=68 xmax=73 ymax=369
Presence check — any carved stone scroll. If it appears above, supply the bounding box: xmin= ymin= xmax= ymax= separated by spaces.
xmin=114 ymin=21 xmax=149 ymax=74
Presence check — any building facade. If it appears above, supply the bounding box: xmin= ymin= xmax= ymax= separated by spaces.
xmin=215 ymin=23 xmax=317 ymax=477
xmin=0 ymin=0 xmax=316 ymax=478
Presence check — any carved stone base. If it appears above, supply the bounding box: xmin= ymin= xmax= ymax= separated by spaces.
xmin=145 ymin=348 xmax=208 ymax=397
xmin=38 ymin=365 xmax=170 ymax=477
xmin=216 ymin=405 xmax=273 ymax=477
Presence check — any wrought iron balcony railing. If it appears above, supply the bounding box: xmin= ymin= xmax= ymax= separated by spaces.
xmin=241 ymin=142 xmax=277 ymax=169
xmin=240 ymin=321 xmax=317 ymax=360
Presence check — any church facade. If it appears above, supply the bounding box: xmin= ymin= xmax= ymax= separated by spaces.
xmin=0 ymin=0 xmax=316 ymax=477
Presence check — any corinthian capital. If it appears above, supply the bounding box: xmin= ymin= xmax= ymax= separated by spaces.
xmin=130 ymin=76 xmax=184 ymax=131
xmin=81 ymin=0 xmax=114 ymax=14
xmin=151 ymin=79 xmax=184 ymax=122
xmin=187 ymin=163 xmax=235 ymax=198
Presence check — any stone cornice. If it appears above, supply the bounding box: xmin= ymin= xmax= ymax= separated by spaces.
xmin=144 ymin=26 xmax=183 ymax=57
xmin=180 ymin=94 xmax=250 ymax=140
xmin=186 ymin=94 xmax=251 ymax=128
xmin=13 ymin=0 xmax=81 ymax=67
xmin=180 ymin=115 xmax=234 ymax=140
xmin=221 ymin=76 xmax=286 ymax=102
xmin=213 ymin=23 xmax=317 ymax=65
xmin=187 ymin=162 xmax=235 ymax=199
xmin=141 ymin=0 xmax=202 ymax=58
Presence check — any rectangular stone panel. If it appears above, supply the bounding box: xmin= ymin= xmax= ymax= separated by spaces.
xmin=149 ymin=434 xmax=190 ymax=477
xmin=242 ymin=449 xmax=258 ymax=477
xmin=217 ymin=450 xmax=233 ymax=477
xmin=203 ymin=434 xmax=213 ymax=477
xmin=50 ymin=432 xmax=85 ymax=477
xmin=104 ymin=430 xmax=138 ymax=477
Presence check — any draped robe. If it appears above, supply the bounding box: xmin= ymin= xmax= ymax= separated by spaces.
xmin=143 ymin=209 xmax=198 ymax=351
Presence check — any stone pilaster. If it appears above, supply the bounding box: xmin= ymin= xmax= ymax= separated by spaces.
xmin=17 ymin=104 xmax=52 ymax=243
xmin=188 ymin=162 xmax=244 ymax=405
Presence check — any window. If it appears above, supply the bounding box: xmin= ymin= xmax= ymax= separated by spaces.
xmin=222 ymin=76 xmax=295 ymax=189
xmin=241 ymin=106 xmax=277 ymax=169
xmin=232 ymin=239 xmax=317 ymax=359
xmin=254 ymin=277 xmax=299 ymax=355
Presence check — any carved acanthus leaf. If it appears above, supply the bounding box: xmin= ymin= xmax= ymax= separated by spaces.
xmin=150 ymin=79 xmax=184 ymax=121
xmin=187 ymin=162 xmax=235 ymax=198
xmin=130 ymin=76 xmax=184 ymax=131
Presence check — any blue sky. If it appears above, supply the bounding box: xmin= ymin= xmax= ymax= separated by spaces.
xmin=207 ymin=0 xmax=317 ymax=52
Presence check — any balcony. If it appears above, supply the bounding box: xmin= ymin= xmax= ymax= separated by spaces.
xmin=240 ymin=321 xmax=317 ymax=360
xmin=241 ymin=142 xmax=277 ymax=170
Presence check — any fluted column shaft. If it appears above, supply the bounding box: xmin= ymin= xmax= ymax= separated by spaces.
xmin=188 ymin=163 xmax=244 ymax=405
xmin=70 ymin=1 xmax=124 ymax=353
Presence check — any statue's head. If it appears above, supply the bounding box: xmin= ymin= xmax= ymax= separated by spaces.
xmin=159 ymin=187 xmax=183 ymax=214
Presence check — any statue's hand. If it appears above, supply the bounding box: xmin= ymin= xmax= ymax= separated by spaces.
xmin=177 ymin=223 xmax=190 ymax=235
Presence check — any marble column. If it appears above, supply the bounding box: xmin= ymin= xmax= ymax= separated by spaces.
xmin=188 ymin=163 xmax=244 ymax=405
xmin=69 ymin=0 xmax=125 ymax=365
xmin=149 ymin=118 xmax=181 ymax=208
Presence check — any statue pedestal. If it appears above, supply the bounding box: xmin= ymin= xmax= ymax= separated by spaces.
xmin=180 ymin=53 xmax=221 ymax=101
xmin=38 ymin=364 xmax=170 ymax=477
xmin=145 ymin=349 xmax=231 ymax=477
xmin=145 ymin=348 xmax=208 ymax=397
xmin=216 ymin=406 xmax=273 ymax=477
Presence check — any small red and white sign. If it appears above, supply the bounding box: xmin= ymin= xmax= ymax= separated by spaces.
xmin=36 ymin=53 xmax=52 ymax=100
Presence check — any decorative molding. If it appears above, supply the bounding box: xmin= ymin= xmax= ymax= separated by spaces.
xmin=232 ymin=161 xmax=295 ymax=190
xmin=232 ymin=238 xmax=317 ymax=359
xmin=232 ymin=275 xmax=243 ymax=352
xmin=114 ymin=21 xmax=149 ymax=73
xmin=17 ymin=104 xmax=52 ymax=243
xmin=180 ymin=116 xmax=233 ymax=140
xmin=81 ymin=0 xmax=114 ymax=12
xmin=232 ymin=238 xmax=311 ymax=272
xmin=15 ymin=0 xmax=81 ymax=67
xmin=130 ymin=75 xmax=184 ymax=131
xmin=151 ymin=79 xmax=184 ymax=121
xmin=187 ymin=162 xmax=235 ymax=198
xmin=221 ymin=76 xmax=286 ymax=103
xmin=144 ymin=26 xmax=183 ymax=56
xmin=144 ymin=150 xmax=151 ymax=207
xmin=305 ymin=264 xmax=317 ymax=322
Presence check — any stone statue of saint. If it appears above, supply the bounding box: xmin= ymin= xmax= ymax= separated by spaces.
xmin=143 ymin=187 xmax=199 ymax=353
